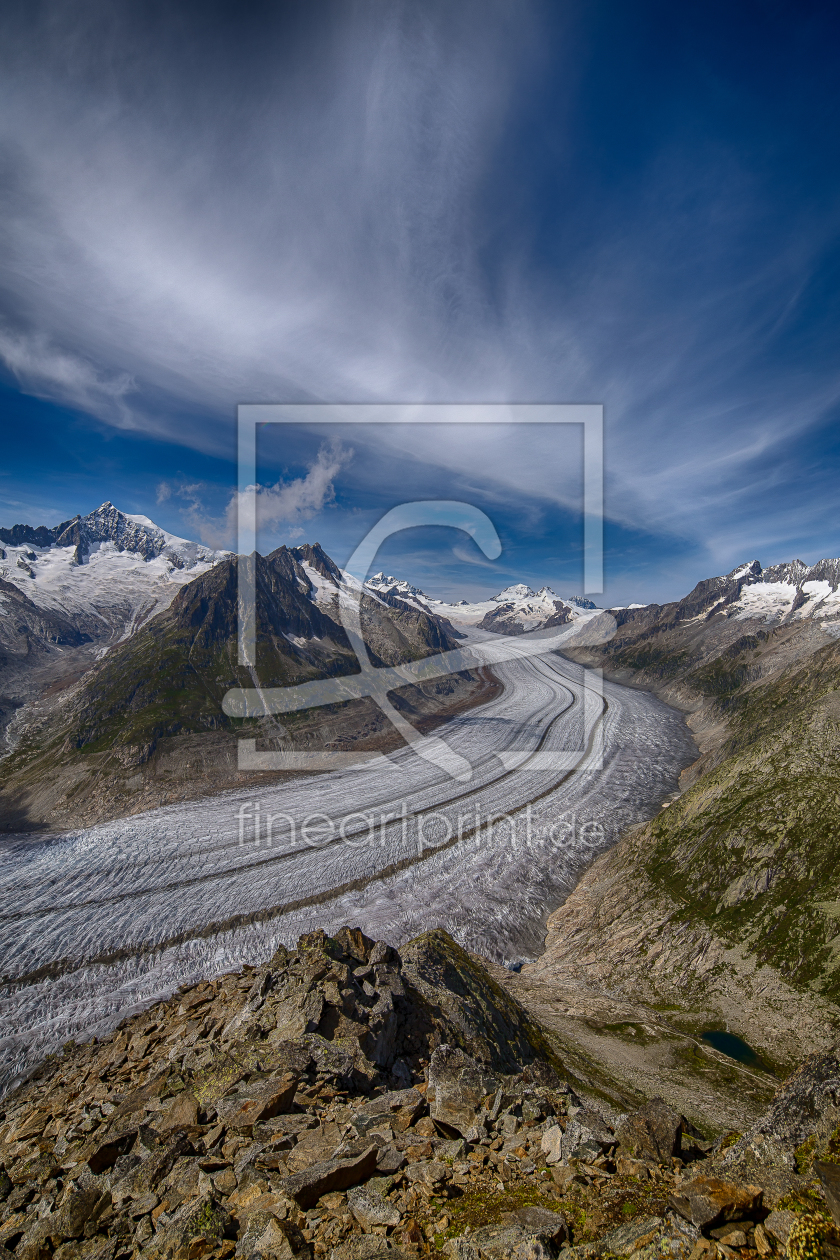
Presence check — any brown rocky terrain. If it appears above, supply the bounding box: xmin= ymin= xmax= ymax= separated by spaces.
xmin=1 ymin=927 xmax=838 ymax=1260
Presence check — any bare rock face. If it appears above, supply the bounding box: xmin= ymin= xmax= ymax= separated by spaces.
xmin=725 ymin=1042 xmax=840 ymax=1169
xmin=816 ymin=1159 xmax=840 ymax=1227
xmin=616 ymin=1096 xmax=686 ymax=1167
xmin=427 ymin=1046 xmax=499 ymax=1136
xmin=399 ymin=930 xmax=563 ymax=1079
xmin=280 ymin=1146 xmax=380 ymax=1209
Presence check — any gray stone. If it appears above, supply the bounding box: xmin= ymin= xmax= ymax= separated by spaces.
xmin=404 ymin=1159 xmax=450 ymax=1188
xmin=513 ymin=1206 xmax=568 ymax=1245
xmin=428 ymin=1045 xmax=499 ymax=1136
xmin=446 ymin=1223 xmax=527 ymax=1260
xmin=561 ymin=1109 xmax=614 ymax=1163
xmin=540 ymin=1124 xmax=564 ymax=1165
xmin=347 ymin=1184 xmax=401 ymax=1229
xmin=332 ymin=1238 xmax=411 ymax=1260
xmin=236 ymin=1209 xmax=298 ymax=1259
xmin=510 ymin=1240 xmax=555 ymax=1260
xmin=280 ymin=1144 xmax=380 ymax=1209
xmin=375 ymin=1143 xmax=407 ymax=1174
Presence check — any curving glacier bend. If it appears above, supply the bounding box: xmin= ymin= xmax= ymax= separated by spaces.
xmin=0 ymin=627 xmax=696 ymax=1094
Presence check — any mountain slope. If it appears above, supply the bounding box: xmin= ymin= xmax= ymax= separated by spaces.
xmin=0 ymin=502 xmax=229 ymax=757
xmin=541 ymin=557 xmax=840 ymax=1072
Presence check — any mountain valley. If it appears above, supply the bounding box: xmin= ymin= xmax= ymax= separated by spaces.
xmin=1 ymin=507 xmax=840 ymax=1250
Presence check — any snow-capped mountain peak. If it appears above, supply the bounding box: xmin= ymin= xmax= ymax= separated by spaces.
xmin=0 ymin=502 xmax=229 ymax=638
xmin=365 ymin=571 xmax=429 ymax=600
xmin=493 ymin=583 xmax=535 ymax=602
xmin=683 ymin=556 xmax=840 ymax=625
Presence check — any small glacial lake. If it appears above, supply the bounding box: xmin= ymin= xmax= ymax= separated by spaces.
xmin=702 ymin=1029 xmax=771 ymax=1072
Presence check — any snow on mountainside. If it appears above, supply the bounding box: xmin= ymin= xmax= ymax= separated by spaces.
xmin=423 ymin=582 xmax=603 ymax=636
xmin=0 ymin=501 xmax=229 ymax=638
xmin=693 ymin=557 xmax=840 ymax=624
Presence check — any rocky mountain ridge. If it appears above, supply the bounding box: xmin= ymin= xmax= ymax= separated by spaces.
xmin=0 ymin=503 xmax=224 ymax=570
xmin=548 ymin=555 xmax=840 ymax=1092
xmin=0 ymin=926 xmax=838 ymax=1260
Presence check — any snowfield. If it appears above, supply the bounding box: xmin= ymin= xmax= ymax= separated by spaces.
xmin=0 ymin=532 xmax=227 ymax=639
xmin=0 ymin=624 xmax=695 ymax=1095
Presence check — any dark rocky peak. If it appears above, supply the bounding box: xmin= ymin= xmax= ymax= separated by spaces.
xmin=0 ymin=522 xmax=58 ymax=548
xmin=725 ymin=560 xmax=763 ymax=582
xmin=167 ymin=551 xmax=341 ymax=649
xmin=72 ymin=501 xmax=170 ymax=562
xmin=795 ymin=556 xmax=840 ymax=590
xmin=291 ymin=542 xmax=343 ymax=585
xmin=759 ymin=558 xmax=809 ymax=586
xmin=266 ymin=545 xmax=314 ymax=592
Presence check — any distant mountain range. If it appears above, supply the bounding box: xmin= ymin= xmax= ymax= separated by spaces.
xmin=0 ymin=507 xmax=491 ymax=831
xmin=4 ymin=501 xmax=840 ymax=851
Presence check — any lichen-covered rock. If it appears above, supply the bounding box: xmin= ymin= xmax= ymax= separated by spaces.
xmin=668 ymin=1174 xmax=763 ymax=1228
xmin=616 ymin=1097 xmax=686 ymax=1167
xmin=428 ymin=1046 xmax=498 ymax=1135
xmin=143 ymin=1192 xmax=235 ymax=1259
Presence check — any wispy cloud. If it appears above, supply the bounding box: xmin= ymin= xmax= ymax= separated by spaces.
xmin=0 ymin=2 xmax=837 ymax=577
xmin=160 ymin=443 xmax=353 ymax=550
xmin=0 ymin=328 xmax=135 ymax=425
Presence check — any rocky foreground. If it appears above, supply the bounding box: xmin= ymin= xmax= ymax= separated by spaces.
xmin=1 ymin=928 xmax=838 ymax=1260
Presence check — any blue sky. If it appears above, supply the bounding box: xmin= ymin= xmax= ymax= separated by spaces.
xmin=0 ymin=1 xmax=839 ymax=605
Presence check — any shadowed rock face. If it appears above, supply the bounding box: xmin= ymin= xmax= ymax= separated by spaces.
xmin=399 ymin=931 xmax=563 ymax=1079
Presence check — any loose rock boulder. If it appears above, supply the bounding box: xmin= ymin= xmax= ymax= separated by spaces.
xmin=616 ymin=1096 xmax=686 ymax=1167
xmin=428 ymin=1045 xmax=498 ymax=1136
xmin=668 ymin=1174 xmax=763 ymax=1229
